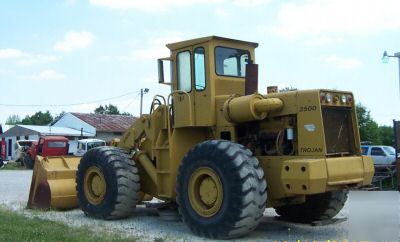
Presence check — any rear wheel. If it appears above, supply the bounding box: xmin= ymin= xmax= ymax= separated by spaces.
xmin=274 ymin=190 xmax=348 ymax=223
xmin=76 ymin=147 xmax=140 ymax=219
xmin=23 ymin=155 xmax=34 ymax=169
xmin=176 ymin=140 xmax=267 ymax=239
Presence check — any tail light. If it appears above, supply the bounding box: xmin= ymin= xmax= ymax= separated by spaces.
xmin=347 ymin=95 xmax=353 ymax=103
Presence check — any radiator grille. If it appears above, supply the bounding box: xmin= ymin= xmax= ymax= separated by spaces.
xmin=322 ymin=107 xmax=356 ymax=155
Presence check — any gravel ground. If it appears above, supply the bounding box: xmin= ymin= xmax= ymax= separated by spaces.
xmin=0 ymin=170 xmax=374 ymax=241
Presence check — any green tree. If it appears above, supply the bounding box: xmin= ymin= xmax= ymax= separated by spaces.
xmin=356 ymin=103 xmax=395 ymax=146
xmin=94 ymin=104 xmax=119 ymax=115
xmin=21 ymin=111 xmax=53 ymax=125
xmin=5 ymin=114 xmax=21 ymax=125
xmin=94 ymin=104 xmax=131 ymax=115
xmin=356 ymin=103 xmax=380 ymax=144
xmin=53 ymin=111 xmax=66 ymax=124
xmin=378 ymin=125 xmax=394 ymax=146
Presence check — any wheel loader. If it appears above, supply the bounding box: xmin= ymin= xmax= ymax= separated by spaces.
xmin=29 ymin=36 xmax=374 ymax=239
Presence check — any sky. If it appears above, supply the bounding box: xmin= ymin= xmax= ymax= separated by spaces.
xmin=0 ymin=0 xmax=399 ymax=126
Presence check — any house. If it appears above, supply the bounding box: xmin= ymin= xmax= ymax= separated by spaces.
xmin=52 ymin=113 xmax=136 ymax=143
xmin=0 ymin=125 xmax=94 ymax=160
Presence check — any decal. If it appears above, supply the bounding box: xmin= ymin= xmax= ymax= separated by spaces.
xmin=299 ymin=105 xmax=317 ymax=112
xmin=300 ymin=147 xmax=323 ymax=153
xmin=304 ymin=124 xmax=316 ymax=132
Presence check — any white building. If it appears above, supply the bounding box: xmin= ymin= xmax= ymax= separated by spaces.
xmin=0 ymin=113 xmax=136 ymax=160
xmin=52 ymin=113 xmax=136 ymax=143
xmin=0 ymin=125 xmax=94 ymax=160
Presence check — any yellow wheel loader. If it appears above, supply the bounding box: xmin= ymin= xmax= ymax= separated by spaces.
xmin=33 ymin=36 xmax=374 ymax=239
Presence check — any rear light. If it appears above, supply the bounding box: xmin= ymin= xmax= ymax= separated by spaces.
xmin=320 ymin=93 xmax=326 ymax=103
xmin=326 ymin=93 xmax=333 ymax=103
xmin=334 ymin=95 xmax=339 ymax=103
xmin=347 ymin=95 xmax=353 ymax=103
xmin=341 ymin=95 xmax=347 ymax=104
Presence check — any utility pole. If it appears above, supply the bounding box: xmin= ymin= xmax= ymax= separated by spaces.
xmin=382 ymin=51 xmax=400 ymax=95
xmin=140 ymin=88 xmax=149 ymax=116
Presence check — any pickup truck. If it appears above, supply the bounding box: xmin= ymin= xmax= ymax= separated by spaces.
xmin=73 ymin=138 xmax=106 ymax=156
xmin=14 ymin=140 xmax=36 ymax=163
xmin=23 ymin=136 xmax=69 ymax=169
xmin=361 ymin=145 xmax=398 ymax=166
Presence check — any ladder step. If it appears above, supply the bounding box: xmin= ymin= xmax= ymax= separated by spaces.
xmin=153 ymin=146 xmax=169 ymax=150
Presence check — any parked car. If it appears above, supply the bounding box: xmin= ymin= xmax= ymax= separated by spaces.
xmin=361 ymin=145 xmax=398 ymax=167
xmin=73 ymin=139 xmax=106 ymax=156
xmin=14 ymin=140 xmax=36 ymax=163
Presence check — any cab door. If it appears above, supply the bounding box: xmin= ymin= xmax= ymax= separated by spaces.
xmin=193 ymin=44 xmax=213 ymax=126
xmin=173 ymin=48 xmax=195 ymax=128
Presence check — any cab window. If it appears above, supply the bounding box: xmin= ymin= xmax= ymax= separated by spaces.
xmin=371 ymin=147 xmax=385 ymax=156
xmin=215 ymin=47 xmax=249 ymax=77
xmin=48 ymin=141 xmax=67 ymax=148
xmin=194 ymin=47 xmax=206 ymax=91
xmin=177 ymin=51 xmax=192 ymax=92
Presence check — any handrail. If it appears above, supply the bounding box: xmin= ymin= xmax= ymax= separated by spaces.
xmin=150 ymin=95 xmax=167 ymax=115
xmin=166 ymin=90 xmax=193 ymax=138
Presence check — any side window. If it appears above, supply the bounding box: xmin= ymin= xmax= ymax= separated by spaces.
xmin=194 ymin=47 xmax=206 ymax=91
xmin=223 ymin=57 xmax=238 ymax=76
xmin=240 ymin=54 xmax=249 ymax=76
xmin=177 ymin=51 xmax=192 ymax=92
xmin=371 ymin=147 xmax=385 ymax=156
xmin=215 ymin=47 xmax=250 ymax=77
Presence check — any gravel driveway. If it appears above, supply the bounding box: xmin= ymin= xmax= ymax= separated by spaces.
xmin=0 ymin=170 xmax=397 ymax=241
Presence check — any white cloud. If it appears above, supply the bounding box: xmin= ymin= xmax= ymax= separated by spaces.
xmin=270 ymin=0 xmax=400 ymax=39
xmin=0 ymin=48 xmax=59 ymax=65
xmin=305 ymin=36 xmax=344 ymax=46
xmin=27 ymin=69 xmax=66 ymax=81
xmin=19 ymin=55 xmax=60 ymax=65
xmin=321 ymin=55 xmax=362 ymax=70
xmin=215 ymin=9 xmax=229 ymax=18
xmin=65 ymin=0 xmax=77 ymax=5
xmin=0 ymin=48 xmax=27 ymax=59
xmin=233 ymin=0 xmax=271 ymax=7
xmin=133 ymin=32 xmax=187 ymax=60
xmin=89 ymin=0 xmax=223 ymax=11
xmin=54 ymin=31 xmax=94 ymax=52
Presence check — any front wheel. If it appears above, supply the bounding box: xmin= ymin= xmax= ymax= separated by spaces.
xmin=176 ymin=140 xmax=267 ymax=239
xmin=76 ymin=147 xmax=140 ymax=220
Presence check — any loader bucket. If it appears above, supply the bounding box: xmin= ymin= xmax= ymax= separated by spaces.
xmin=28 ymin=155 xmax=81 ymax=210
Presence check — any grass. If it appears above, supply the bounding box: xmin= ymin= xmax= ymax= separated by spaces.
xmin=0 ymin=208 xmax=137 ymax=242
xmin=0 ymin=161 xmax=26 ymax=170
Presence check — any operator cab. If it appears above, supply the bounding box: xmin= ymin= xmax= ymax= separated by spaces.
xmin=158 ymin=36 xmax=258 ymax=128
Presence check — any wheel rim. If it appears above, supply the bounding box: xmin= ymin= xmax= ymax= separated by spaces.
xmin=84 ymin=166 xmax=106 ymax=205
xmin=188 ymin=167 xmax=223 ymax=217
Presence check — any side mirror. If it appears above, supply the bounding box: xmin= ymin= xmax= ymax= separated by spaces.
xmin=158 ymin=59 xmax=165 ymax=84
xmin=157 ymin=58 xmax=172 ymax=85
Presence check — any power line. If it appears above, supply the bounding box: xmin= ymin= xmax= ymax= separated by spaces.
xmin=0 ymin=90 xmax=141 ymax=107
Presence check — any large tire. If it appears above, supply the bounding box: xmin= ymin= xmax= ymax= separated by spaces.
xmin=176 ymin=140 xmax=267 ymax=239
xmin=275 ymin=190 xmax=348 ymax=223
xmin=76 ymin=147 xmax=140 ymax=220
xmin=23 ymin=155 xmax=34 ymax=169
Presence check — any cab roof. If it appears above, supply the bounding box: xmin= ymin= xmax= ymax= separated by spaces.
xmin=166 ymin=36 xmax=259 ymax=51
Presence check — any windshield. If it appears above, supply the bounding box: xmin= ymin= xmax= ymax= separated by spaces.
xmin=18 ymin=141 xmax=33 ymax=147
xmin=48 ymin=141 xmax=67 ymax=148
xmin=382 ymin=146 xmax=396 ymax=155
xmin=215 ymin=47 xmax=249 ymax=77
xmin=87 ymin=142 xmax=105 ymax=150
